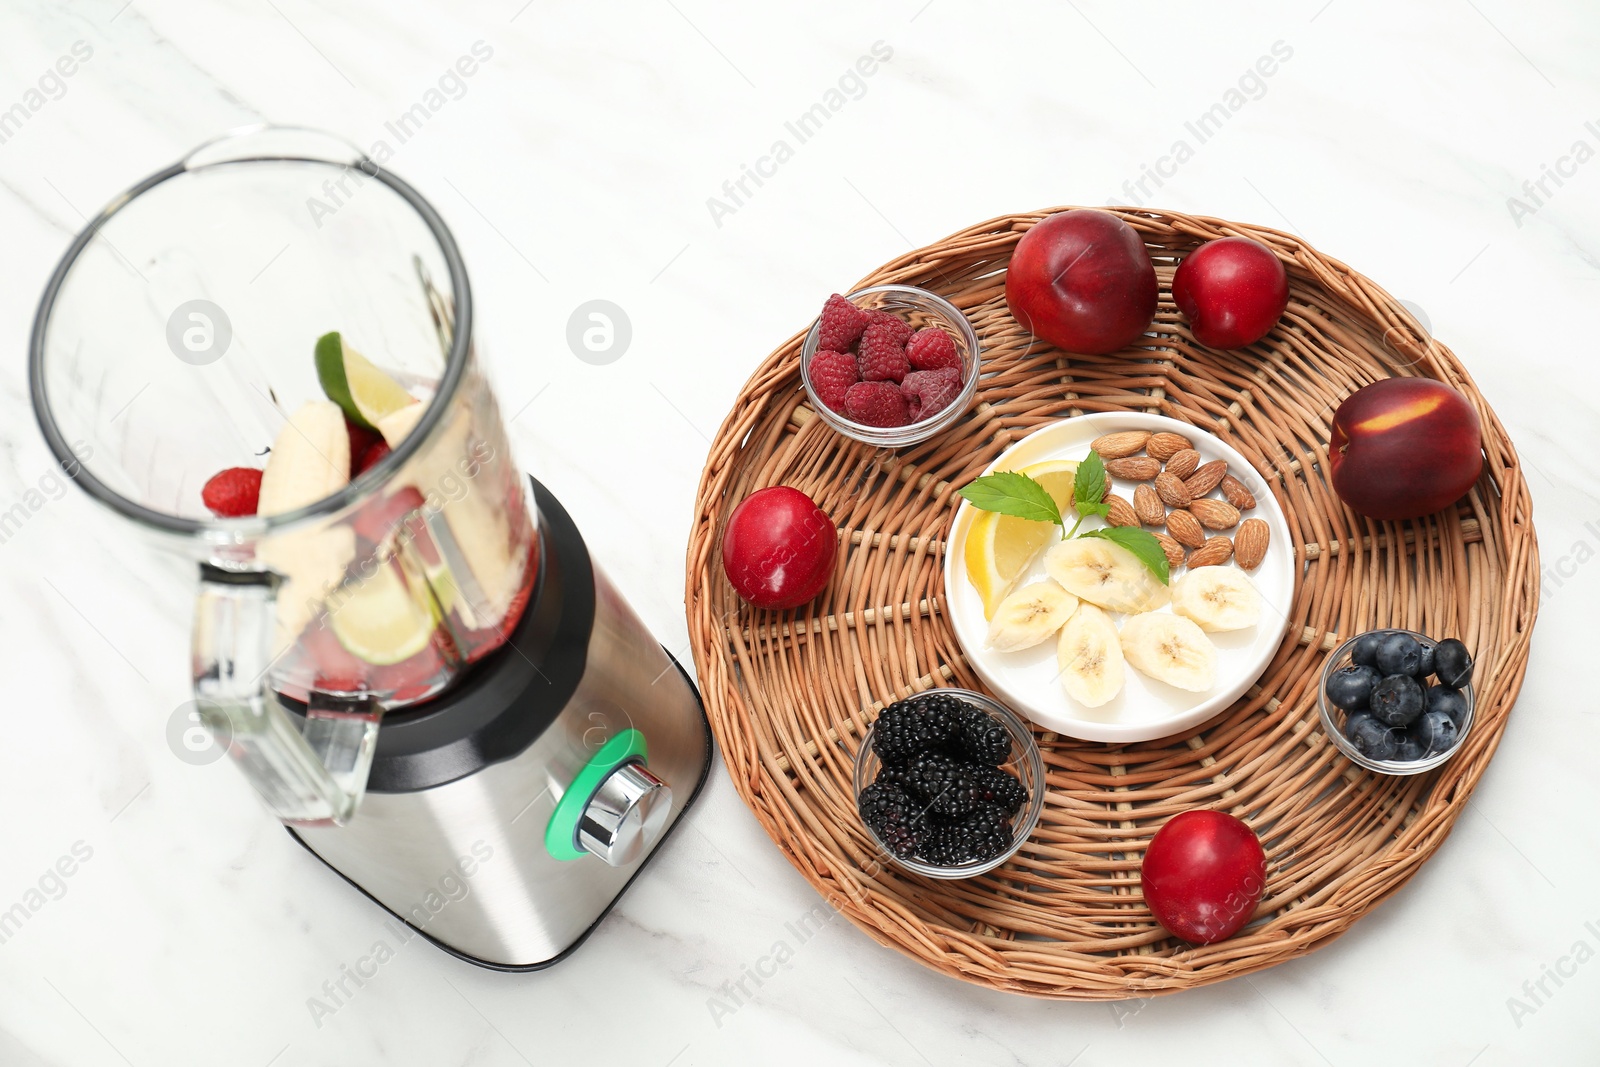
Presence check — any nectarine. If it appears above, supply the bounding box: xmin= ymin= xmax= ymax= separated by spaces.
xmin=1005 ymin=210 xmax=1157 ymax=355
xmin=1172 ymin=236 xmax=1289 ymax=350
xmin=1329 ymin=379 xmax=1483 ymax=521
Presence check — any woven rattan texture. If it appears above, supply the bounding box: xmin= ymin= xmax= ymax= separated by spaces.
xmin=684 ymin=209 xmax=1538 ymax=998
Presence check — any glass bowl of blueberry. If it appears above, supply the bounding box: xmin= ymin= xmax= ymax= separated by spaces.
xmin=1318 ymin=628 xmax=1475 ymax=775
xmin=853 ymin=689 xmax=1045 ymax=879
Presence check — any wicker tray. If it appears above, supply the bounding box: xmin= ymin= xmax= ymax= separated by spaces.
xmin=684 ymin=208 xmax=1538 ymax=999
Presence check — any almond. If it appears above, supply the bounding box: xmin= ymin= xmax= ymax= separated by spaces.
xmin=1154 ymin=471 xmax=1191 ymax=508
xmin=1091 ymin=430 xmax=1151 ymax=459
xmin=1184 ymin=459 xmax=1228 ymax=498
xmin=1133 ymin=484 xmax=1166 ymax=526
xmin=1106 ymin=493 xmax=1139 ymax=528
xmin=1188 ymin=536 xmax=1234 ymax=568
xmin=1103 ymin=456 xmax=1161 ymax=481
xmin=1163 ymin=448 xmax=1201 ymax=481
xmin=1146 ymin=432 xmax=1194 ymax=462
xmin=1153 ymin=532 xmax=1186 ymax=569
xmin=1221 ymin=474 xmax=1257 ymax=511
xmin=1165 ymin=508 xmax=1206 ymax=548
xmin=1189 ymin=498 xmax=1241 ymax=530
xmin=1235 ymin=518 xmax=1270 ymax=570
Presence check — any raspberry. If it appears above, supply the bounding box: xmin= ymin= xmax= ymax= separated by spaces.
xmin=862 ymin=309 xmax=913 ymax=347
xmin=843 ymin=381 xmax=910 ymax=427
xmin=353 ymin=486 xmax=425 ymax=546
xmin=856 ymin=321 xmax=910 ymax=383
xmin=906 ymin=327 xmax=961 ymax=372
xmin=901 ymin=367 xmax=963 ymax=422
xmin=354 ymin=440 xmax=391 ymax=476
xmin=201 ymin=467 xmax=263 ymax=517
xmin=809 ymin=349 xmax=858 ymax=413
xmin=817 ymin=294 xmax=867 ymax=353
xmin=345 ymin=419 xmax=382 ymax=476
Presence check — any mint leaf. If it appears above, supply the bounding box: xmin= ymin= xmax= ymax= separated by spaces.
xmin=1076 ymin=502 xmax=1110 ymax=519
xmin=1081 ymin=526 xmax=1171 ymax=585
xmin=957 ymin=472 xmax=1062 ymax=526
xmin=1073 ymin=450 xmax=1107 ymax=515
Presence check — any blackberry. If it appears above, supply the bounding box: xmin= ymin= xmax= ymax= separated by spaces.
xmin=875 ymin=763 xmax=911 ymax=791
xmin=969 ymin=763 xmax=1028 ymax=814
xmin=947 ymin=703 xmax=1011 ymax=765
xmin=919 ymin=803 xmax=1013 ymax=866
xmin=870 ymin=695 xmax=961 ymax=765
xmin=902 ymin=752 xmax=984 ymax=819
xmin=857 ymin=781 xmax=929 ymax=859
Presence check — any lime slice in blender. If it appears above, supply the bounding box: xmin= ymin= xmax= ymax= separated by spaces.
xmin=315 ymin=331 xmax=417 ymax=431
xmin=328 ymin=561 xmax=436 ymax=665
xmin=424 ymin=560 xmax=459 ymax=619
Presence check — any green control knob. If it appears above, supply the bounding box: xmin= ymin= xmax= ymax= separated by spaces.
xmin=545 ymin=729 xmax=671 ymax=865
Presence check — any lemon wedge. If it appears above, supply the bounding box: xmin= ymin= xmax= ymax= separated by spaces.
xmin=962 ymin=459 xmax=1078 ymax=619
xmin=1017 ymin=459 xmax=1080 ymax=514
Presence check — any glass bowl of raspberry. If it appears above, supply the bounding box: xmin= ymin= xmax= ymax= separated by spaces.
xmin=800 ymin=285 xmax=980 ymax=448
xmin=852 ymin=688 xmax=1045 ymax=880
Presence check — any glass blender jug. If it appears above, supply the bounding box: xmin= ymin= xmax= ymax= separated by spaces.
xmin=30 ymin=127 xmax=529 ymax=824
xmin=30 ymin=128 xmax=713 ymax=968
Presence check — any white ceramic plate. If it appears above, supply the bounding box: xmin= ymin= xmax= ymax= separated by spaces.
xmin=944 ymin=412 xmax=1295 ymax=742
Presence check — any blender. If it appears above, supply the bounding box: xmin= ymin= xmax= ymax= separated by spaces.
xmin=27 ymin=127 xmax=712 ymax=969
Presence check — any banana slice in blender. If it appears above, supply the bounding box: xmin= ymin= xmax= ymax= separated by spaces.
xmin=255 ymin=400 xmax=356 ymax=651
xmin=256 ymin=400 xmax=350 ymax=516
xmin=375 ymin=402 xmax=522 ymax=630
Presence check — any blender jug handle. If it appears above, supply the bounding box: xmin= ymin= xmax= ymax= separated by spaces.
xmin=192 ymin=564 xmax=376 ymax=826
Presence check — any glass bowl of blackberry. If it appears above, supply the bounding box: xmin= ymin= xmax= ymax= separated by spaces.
xmin=1317 ymin=628 xmax=1475 ymax=775
xmin=852 ymin=688 xmax=1045 ymax=879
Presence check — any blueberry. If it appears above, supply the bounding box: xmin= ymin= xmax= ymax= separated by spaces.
xmin=1350 ymin=632 xmax=1384 ymax=668
xmin=1369 ymin=674 xmax=1425 ymax=727
xmin=1411 ymin=710 xmax=1459 ymax=756
xmin=1392 ymin=734 xmax=1427 ymax=761
xmin=1344 ymin=713 xmax=1398 ymax=761
xmin=1426 ymin=685 xmax=1469 ymax=727
xmin=1325 ymin=665 xmax=1381 ymax=711
xmin=1417 ymin=641 xmax=1436 ymax=679
xmin=1434 ymin=638 xmax=1473 ymax=689
xmin=1375 ymin=633 xmax=1423 ymax=677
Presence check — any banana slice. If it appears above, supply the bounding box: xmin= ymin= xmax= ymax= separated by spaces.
xmin=1121 ymin=612 xmax=1217 ymax=692
xmin=255 ymin=400 xmax=355 ymax=653
xmin=257 ymin=400 xmax=351 ymax=516
xmin=986 ymin=580 xmax=1079 ymax=652
xmin=376 ymin=400 xmax=522 ymax=629
xmin=1171 ymin=568 xmax=1262 ymax=633
xmin=1044 ymin=537 xmax=1170 ymax=615
xmin=1056 ymin=603 xmax=1124 ymax=707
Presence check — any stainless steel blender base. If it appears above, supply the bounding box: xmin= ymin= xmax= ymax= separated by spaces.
xmin=288 ymin=480 xmax=715 ymax=969
xmin=286 ymin=650 xmax=710 ymax=971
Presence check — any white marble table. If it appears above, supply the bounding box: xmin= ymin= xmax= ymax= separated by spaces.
xmin=1 ymin=1 xmax=1596 ymax=1063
